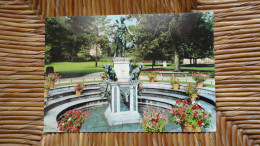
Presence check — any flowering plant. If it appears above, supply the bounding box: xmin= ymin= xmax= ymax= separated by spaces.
xmin=170 ymin=77 xmax=180 ymax=84
xmin=146 ymin=72 xmax=157 ymax=79
xmin=74 ymin=82 xmax=84 ymax=92
xmin=100 ymin=72 xmax=106 ymax=80
xmin=138 ymin=82 xmax=144 ymax=95
xmin=169 ymin=99 xmax=211 ymax=128
xmin=184 ymin=85 xmax=199 ymax=97
xmin=46 ymin=72 xmax=61 ymax=82
xmin=192 ymin=72 xmax=210 ymax=82
xmin=139 ymin=107 xmax=168 ymax=132
xmin=57 ymin=109 xmax=90 ymax=132
xmin=44 ymin=84 xmax=50 ymax=90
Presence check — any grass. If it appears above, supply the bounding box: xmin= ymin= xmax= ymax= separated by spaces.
xmin=45 ymin=62 xmax=113 ymax=78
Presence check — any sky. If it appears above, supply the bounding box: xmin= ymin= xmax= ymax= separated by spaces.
xmin=106 ymin=15 xmax=137 ymax=26
xmin=105 ymin=15 xmax=137 ymax=41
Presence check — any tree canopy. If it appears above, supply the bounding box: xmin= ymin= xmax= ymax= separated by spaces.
xmin=45 ymin=13 xmax=214 ymax=70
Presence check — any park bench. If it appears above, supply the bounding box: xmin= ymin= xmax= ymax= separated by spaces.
xmin=159 ymin=72 xmax=189 ymax=78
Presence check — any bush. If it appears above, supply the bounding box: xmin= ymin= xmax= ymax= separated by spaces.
xmin=139 ymin=107 xmax=168 ymax=132
xmin=57 ymin=109 xmax=90 ymax=132
xmin=169 ymin=99 xmax=212 ymax=128
xmin=192 ymin=72 xmax=210 ymax=82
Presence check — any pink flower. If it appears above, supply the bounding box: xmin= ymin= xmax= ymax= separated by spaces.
xmin=176 ymin=118 xmax=180 ymax=122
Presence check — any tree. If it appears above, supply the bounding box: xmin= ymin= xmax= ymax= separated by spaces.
xmin=133 ymin=14 xmax=169 ymax=69
xmin=133 ymin=13 xmax=214 ymax=71
xmin=91 ymin=16 xmax=112 ymax=67
xmin=45 ymin=16 xmax=95 ymax=63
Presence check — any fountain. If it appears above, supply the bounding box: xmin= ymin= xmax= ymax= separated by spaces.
xmin=103 ymin=58 xmax=142 ymax=125
xmin=102 ymin=16 xmax=144 ymax=125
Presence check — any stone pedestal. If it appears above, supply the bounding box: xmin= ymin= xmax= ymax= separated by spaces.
xmin=112 ymin=57 xmax=131 ymax=82
xmin=104 ymin=57 xmax=140 ymax=126
xmin=104 ymin=82 xmax=140 ymax=125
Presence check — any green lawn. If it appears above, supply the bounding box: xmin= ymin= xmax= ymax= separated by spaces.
xmin=45 ymin=62 xmax=214 ymax=78
xmin=45 ymin=62 xmax=113 ymax=78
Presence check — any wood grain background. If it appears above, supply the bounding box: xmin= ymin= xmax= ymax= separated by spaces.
xmin=0 ymin=0 xmax=259 ymax=145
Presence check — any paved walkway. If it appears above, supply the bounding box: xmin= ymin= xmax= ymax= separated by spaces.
xmin=57 ymin=72 xmax=103 ymax=84
xmin=57 ymin=72 xmax=215 ymax=85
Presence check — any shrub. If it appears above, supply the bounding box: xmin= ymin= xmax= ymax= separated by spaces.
xmin=146 ymin=72 xmax=158 ymax=80
xmin=139 ymin=107 xmax=168 ymax=132
xmin=168 ymin=99 xmax=212 ymax=128
xmin=192 ymin=72 xmax=210 ymax=82
xmin=170 ymin=77 xmax=180 ymax=84
xmin=44 ymin=84 xmax=50 ymax=90
xmin=46 ymin=72 xmax=61 ymax=82
xmin=184 ymin=85 xmax=199 ymax=96
xmin=57 ymin=109 xmax=90 ymax=132
xmin=74 ymin=82 xmax=84 ymax=92
xmin=100 ymin=72 xmax=106 ymax=80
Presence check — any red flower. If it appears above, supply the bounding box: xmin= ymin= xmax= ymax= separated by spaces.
xmin=198 ymin=120 xmax=203 ymax=126
xmin=183 ymin=100 xmax=188 ymax=104
xmin=192 ymin=104 xmax=199 ymax=110
xmin=188 ymin=101 xmax=191 ymax=105
xmin=176 ymin=99 xmax=181 ymax=104
xmin=193 ymin=113 xmax=197 ymax=116
xmin=181 ymin=114 xmax=186 ymax=119
xmin=59 ymin=126 xmax=64 ymax=131
xmin=203 ymin=112 xmax=206 ymax=115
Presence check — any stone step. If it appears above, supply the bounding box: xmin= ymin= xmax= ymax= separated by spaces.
xmin=141 ymin=90 xmax=187 ymax=100
xmin=45 ymin=91 xmax=102 ymax=113
xmin=51 ymin=82 xmax=101 ymax=91
xmin=139 ymin=96 xmax=176 ymax=106
xmin=48 ymin=86 xmax=101 ymax=99
xmin=142 ymin=86 xmax=215 ymax=103
xmin=142 ymin=82 xmax=215 ymax=96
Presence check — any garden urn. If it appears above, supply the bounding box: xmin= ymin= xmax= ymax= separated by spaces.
xmin=181 ymin=122 xmax=201 ymax=132
xmin=196 ymin=81 xmax=204 ymax=88
xmin=50 ymin=81 xmax=55 ymax=89
xmin=190 ymin=94 xmax=198 ymax=102
xmin=172 ymin=84 xmax=179 ymax=90
xmin=150 ymin=78 xmax=155 ymax=83
xmin=76 ymin=90 xmax=82 ymax=96
xmin=44 ymin=89 xmax=49 ymax=97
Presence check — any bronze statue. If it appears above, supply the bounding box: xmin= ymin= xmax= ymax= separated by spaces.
xmin=129 ymin=61 xmax=134 ymax=74
xmin=114 ymin=17 xmax=135 ymax=57
xmin=102 ymin=63 xmax=117 ymax=81
xmin=130 ymin=63 xmax=145 ymax=80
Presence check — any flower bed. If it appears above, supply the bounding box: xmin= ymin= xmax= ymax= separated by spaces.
xmin=100 ymin=72 xmax=106 ymax=80
xmin=74 ymin=82 xmax=84 ymax=96
xmin=142 ymin=68 xmax=173 ymax=71
xmin=184 ymin=85 xmax=199 ymax=101
xmin=192 ymin=72 xmax=210 ymax=82
xmin=170 ymin=77 xmax=180 ymax=90
xmin=168 ymin=99 xmax=211 ymax=132
xmin=45 ymin=72 xmax=61 ymax=88
xmin=139 ymin=106 xmax=168 ymax=132
xmin=146 ymin=72 xmax=158 ymax=82
xmin=57 ymin=109 xmax=90 ymax=132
